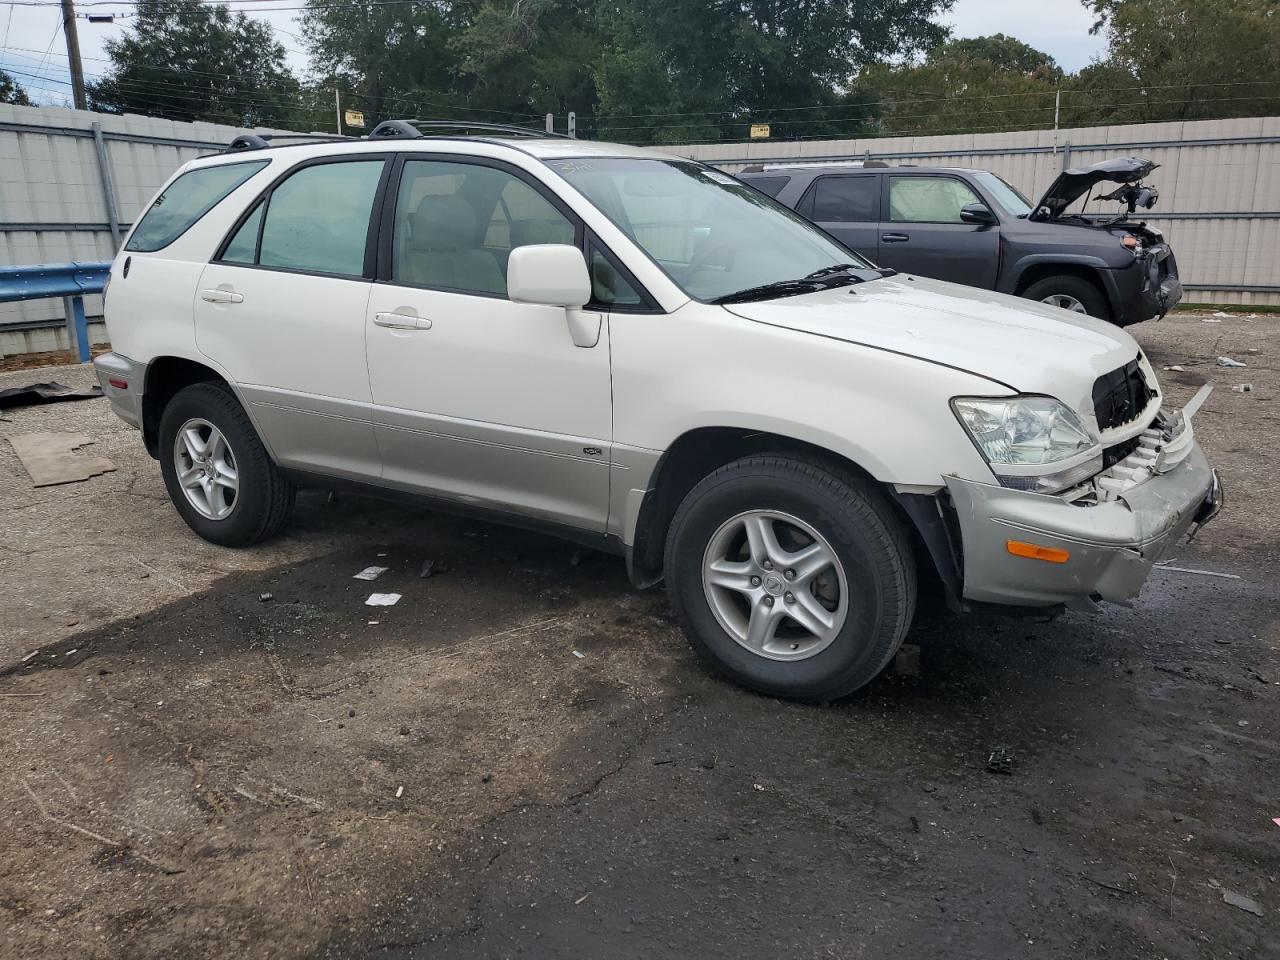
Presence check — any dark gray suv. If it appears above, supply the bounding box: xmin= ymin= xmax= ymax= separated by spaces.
xmin=740 ymin=157 xmax=1182 ymax=327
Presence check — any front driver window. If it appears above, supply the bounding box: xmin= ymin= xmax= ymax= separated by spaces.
xmin=392 ymin=160 xmax=575 ymax=297
xmin=889 ymin=176 xmax=982 ymax=223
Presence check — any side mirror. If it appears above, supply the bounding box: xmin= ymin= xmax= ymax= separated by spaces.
xmin=959 ymin=202 xmax=997 ymax=225
xmin=507 ymin=244 xmax=591 ymax=308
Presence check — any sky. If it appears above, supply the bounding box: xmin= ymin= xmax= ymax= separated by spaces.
xmin=0 ymin=0 xmax=1110 ymax=109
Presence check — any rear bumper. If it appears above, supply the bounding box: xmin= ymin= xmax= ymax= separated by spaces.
xmin=944 ymin=440 xmax=1219 ymax=611
xmin=91 ymin=351 xmax=145 ymax=430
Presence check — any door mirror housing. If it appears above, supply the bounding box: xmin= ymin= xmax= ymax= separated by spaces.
xmin=507 ymin=244 xmax=591 ymax=308
xmin=959 ymin=202 xmax=997 ymax=225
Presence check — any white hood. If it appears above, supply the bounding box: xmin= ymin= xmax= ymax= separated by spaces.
xmin=724 ymin=274 xmax=1151 ymax=423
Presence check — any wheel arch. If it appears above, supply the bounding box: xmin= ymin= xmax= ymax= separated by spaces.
xmin=141 ymin=355 xmax=262 ymax=460
xmin=626 ymin=426 xmax=947 ymax=594
xmin=1005 ymin=255 xmax=1120 ymax=319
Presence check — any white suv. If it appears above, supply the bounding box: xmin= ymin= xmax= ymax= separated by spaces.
xmin=94 ymin=121 xmax=1222 ymax=701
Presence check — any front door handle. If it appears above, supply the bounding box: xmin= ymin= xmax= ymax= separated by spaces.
xmin=881 ymin=232 xmax=910 ymax=243
xmin=374 ymin=312 xmax=432 ymax=330
xmin=200 ymin=288 xmax=243 ymax=303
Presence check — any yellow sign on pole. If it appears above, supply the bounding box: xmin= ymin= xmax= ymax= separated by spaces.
xmin=344 ymin=109 xmax=366 ymax=129
xmin=749 ymin=123 xmax=771 ymax=139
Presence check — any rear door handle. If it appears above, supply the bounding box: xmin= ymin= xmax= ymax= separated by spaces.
xmin=881 ymin=233 xmax=910 ymax=243
xmin=374 ymin=312 xmax=432 ymax=330
xmin=199 ymin=288 xmax=243 ymax=303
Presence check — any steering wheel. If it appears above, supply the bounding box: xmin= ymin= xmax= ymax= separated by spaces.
xmin=685 ymin=238 xmax=737 ymax=283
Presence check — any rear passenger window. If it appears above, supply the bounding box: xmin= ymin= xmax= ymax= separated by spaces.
xmin=805 ymin=176 xmax=879 ymax=222
xmin=126 ymin=160 xmax=267 ymax=253
xmin=391 ymin=159 xmax=575 ymax=297
xmin=257 ymin=160 xmax=384 ymax=276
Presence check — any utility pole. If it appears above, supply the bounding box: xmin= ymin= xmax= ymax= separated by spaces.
xmin=60 ymin=0 xmax=87 ymax=110
xmin=335 ymin=88 xmax=342 ymax=134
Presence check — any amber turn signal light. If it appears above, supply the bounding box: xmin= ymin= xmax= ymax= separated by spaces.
xmin=1006 ymin=540 xmax=1070 ymax=564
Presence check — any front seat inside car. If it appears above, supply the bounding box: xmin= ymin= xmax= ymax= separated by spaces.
xmin=401 ymin=194 xmax=505 ymax=295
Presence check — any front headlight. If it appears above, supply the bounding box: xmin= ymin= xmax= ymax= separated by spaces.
xmin=952 ymin=395 xmax=1102 ymax=494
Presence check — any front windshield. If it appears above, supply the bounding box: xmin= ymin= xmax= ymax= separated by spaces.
xmin=972 ymin=171 xmax=1032 ymax=218
xmin=544 ymin=157 xmax=871 ymax=302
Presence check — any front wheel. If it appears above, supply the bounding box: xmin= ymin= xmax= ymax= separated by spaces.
xmin=158 ymin=382 xmax=295 ymax=547
xmin=664 ymin=455 xmax=916 ymax=702
xmin=1022 ymin=275 xmax=1111 ymax=322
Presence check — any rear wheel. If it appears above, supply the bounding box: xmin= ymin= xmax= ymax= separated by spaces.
xmin=664 ymin=455 xmax=916 ymax=702
xmin=1023 ymin=275 xmax=1111 ymax=321
xmin=158 ymin=382 xmax=295 ymax=547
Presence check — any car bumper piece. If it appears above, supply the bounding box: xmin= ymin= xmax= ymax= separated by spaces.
xmin=944 ymin=434 xmax=1218 ymax=612
xmin=91 ymin=351 xmax=145 ymax=430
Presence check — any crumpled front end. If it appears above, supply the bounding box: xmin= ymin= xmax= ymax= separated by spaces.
xmin=944 ymin=392 xmax=1220 ymax=611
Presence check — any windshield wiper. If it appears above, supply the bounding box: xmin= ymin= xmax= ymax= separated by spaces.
xmin=711 ymin=266 xmax=870 ymax=305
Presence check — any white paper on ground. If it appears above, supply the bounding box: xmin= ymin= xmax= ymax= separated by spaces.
xmin=353 ymin=566 xmax=390 ymax=580
xmin=365 ymin=593 xmax=401 ymax=606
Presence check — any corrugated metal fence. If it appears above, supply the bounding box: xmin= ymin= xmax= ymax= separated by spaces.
xmin=1 ymin=106 xmax=1277 ymax=356
xmin=677 ymin=116 xmax=1280 ymax=306
xmin=0 ymin=102 xmax=288 ymax=354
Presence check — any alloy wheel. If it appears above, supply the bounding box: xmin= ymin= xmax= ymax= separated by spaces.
xmin=1041 ymin=293 xmax=1088 ymax=313
xmin=173 ymin=417 xmax=239 ymax=520
xmin=701 ymin=509 xmax=849 ymax=661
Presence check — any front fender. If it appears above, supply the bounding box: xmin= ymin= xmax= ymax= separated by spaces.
xmin=1000 ymin=253 xmax=1123 ymax=312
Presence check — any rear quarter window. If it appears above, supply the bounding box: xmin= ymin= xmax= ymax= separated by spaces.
xmin=743 ymin=176 xmax=790 ymax=199
xmin=126 ymin=160 xmax=269 ymax=253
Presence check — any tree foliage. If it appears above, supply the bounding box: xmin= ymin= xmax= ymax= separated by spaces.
xmin=299 ymin=0 xmax=954 ymax=141
xmin=89 ymin=0 xmax=299 ymax=127
xmin=1 ymin=69 xmax=31 ymax=106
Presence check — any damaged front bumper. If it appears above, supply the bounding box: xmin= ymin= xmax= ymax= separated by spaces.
xmin=944 ymin=396 xmax=1220 ymax=611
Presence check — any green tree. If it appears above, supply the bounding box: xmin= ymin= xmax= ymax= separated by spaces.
xmin=89 ymin=0 xmax=299 ymax=127
xmin=592 ymin=0 xmax=954 ymax=143
xmin=1 ymin=68 xmax=31 ymax=106
xmin=1078 ymin=0 xmax=1280 ymax=122
xmin=856 ymin=35 xmax=1062 ymax=137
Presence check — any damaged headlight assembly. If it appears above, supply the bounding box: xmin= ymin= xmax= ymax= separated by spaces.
xmin=952 ymin=396 xmax=1102 ymax=495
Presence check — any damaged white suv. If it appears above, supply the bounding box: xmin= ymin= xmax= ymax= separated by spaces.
xmin=94 ymin=121 xmax=1222 ymax=701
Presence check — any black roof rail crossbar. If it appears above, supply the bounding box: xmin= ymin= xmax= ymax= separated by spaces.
xmin=225 ymin=132 xmax=354 ymax=153
xmin=407 ymin=119 xmax=572 ymax=139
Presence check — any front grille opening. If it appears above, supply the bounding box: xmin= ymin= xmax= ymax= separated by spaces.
xmin=1102 ymin=435 xmax=1142 ymax=468
xmin=1092 ymin=356 xmax=1155 ymax=431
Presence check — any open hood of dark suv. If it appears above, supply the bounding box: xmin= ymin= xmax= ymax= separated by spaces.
xmin=1029 ymin=156 xmax=1158 ymax=221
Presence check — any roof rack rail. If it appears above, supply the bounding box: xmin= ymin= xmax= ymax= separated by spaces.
xmin=225 ymin=132 xmax=354 ymax=153
xmin=407 ymin=119 xmax=572 ymax=140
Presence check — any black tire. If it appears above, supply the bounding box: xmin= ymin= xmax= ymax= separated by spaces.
xmin=664 ymin=455 xmax=916 ymax=702
xmin=1022 ymin=275 xmax=1112 ymax=322
xmin=158 ymin=382 xmax=295 ymax=547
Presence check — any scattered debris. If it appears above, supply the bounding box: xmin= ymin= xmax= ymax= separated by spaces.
xmin=1212 ymin=311 xmax=1231 ymax=318
xmin=418 ymin=558 xmax=446 ymax=579
xmin=21 ymin=650 xmax=38 ymax=663
xmin=894 ymin=643 xmax=921 ymax=677
xmin=395 ymin=785 xmax=404 ymax=799
xmin=987 ymin=746 xmax=1015 ymax=775
xmin=9 ymin=432 xmax=116 ymax=487
xmin=1221 ymin=889 xmax=1263 ymax=917
xmin=259 ymin=592 xmax=273 ymax=602
xmin=365 ymin=593 xmax=401 ymax=606
xmin=572 ymin=650 xmax=585 ymax=659
xmin=0 ymin=381 xmax=103 ymax=410
xmin=1273 ymin=817 xmax=1280 ymax=828
xmin=753 ymin=783 xmax=765 ymax=791
xmin=1232 ymin=383 xmax=1253 ymax=393
xmin=1083 ymin=875 xmax=1136 ymax=895
xmin=1217 ymin=356 xmax=1247 ymax=367
xmin=574 ymin=894 xmax=590 ymax=905
xmin=1164 ymin=364 xmax=1185 ymax=372
xmin=353 ymin=566 xmax=389 ymax=581
xmin=1152 ymin=563 xmax=1241 ymax=580
xmin=1201 ymin=316 xmax=1222 ymax=323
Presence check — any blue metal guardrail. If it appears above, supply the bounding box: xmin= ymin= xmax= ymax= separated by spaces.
xmin=0 ymin=261 xmax=111 ymax=362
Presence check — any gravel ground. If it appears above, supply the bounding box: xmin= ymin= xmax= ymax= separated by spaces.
xmin=0 ymin=311 xmax=1276 ymax=959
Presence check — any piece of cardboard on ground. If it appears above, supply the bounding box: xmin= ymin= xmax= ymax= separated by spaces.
xmin=8 ymin=432 xmax=117 ymax=486
xmin=0 ymin=382 xmax=103 ymax=410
